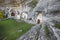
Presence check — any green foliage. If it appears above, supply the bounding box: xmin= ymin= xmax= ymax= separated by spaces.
xmin=0 ymin=10 xmax=3 ymax=18
xmin=45 ymin=26 xmax=50 ymax=37
xmin=0 ymin=24 xmax=6 ymax=40
xmin=54 ymin=23 xmax=60 ymax=29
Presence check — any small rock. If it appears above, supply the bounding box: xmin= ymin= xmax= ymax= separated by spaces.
xmin=18 ymin=30 xmax=23 ymax=32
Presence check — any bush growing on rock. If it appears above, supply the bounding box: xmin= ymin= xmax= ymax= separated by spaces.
xmin=0 ymin=10 xmax=3 ymax=19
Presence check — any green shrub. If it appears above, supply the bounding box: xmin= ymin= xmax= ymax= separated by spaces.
xmin=0 ymin=10 xmax=3 ymax=18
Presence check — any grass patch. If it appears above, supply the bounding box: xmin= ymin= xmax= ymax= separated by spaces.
xmin=0 ymin=19 xmax=34 ymax=40
xmin=54 ymin=23 xmax=60 ymax=29
xmin=45 ymin=26 xmax=50 ymax=37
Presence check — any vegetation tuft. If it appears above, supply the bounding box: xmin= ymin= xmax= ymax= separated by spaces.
xmin=54 ymin=22 xmax=60 ymax=29
xmin=45 ymin=26 xmax=50 ymax=37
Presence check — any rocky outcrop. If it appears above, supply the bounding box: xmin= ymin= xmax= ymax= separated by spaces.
xmin=34 ymin=0 xmax=60 ymax=14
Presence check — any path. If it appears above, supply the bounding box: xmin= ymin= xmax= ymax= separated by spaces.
xmin=17 ymin=24 xmax=41 ymax=40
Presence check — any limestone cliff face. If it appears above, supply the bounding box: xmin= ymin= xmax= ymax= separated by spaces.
xmin=34 ymin=0 xmax=60 ymax=13
xmin=32 ymin=0 xmax=60 ymax=40
xmin=33 ymin=0 xmax=60 ymax=18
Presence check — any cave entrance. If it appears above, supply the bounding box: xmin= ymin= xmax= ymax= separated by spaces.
xmin=11 ymin=12 xmax=15 ymax=16
xmin=35 ymin=11 xmax=42 ymax=24
xmin=37 ymin=19 xmax=40 ymax=24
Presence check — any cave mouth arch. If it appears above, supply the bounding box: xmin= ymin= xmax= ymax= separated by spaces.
xmin=37 ymin=19 xmax=40 ymax=24
xmin=11 ymin=12 xmax=15 ymax=16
